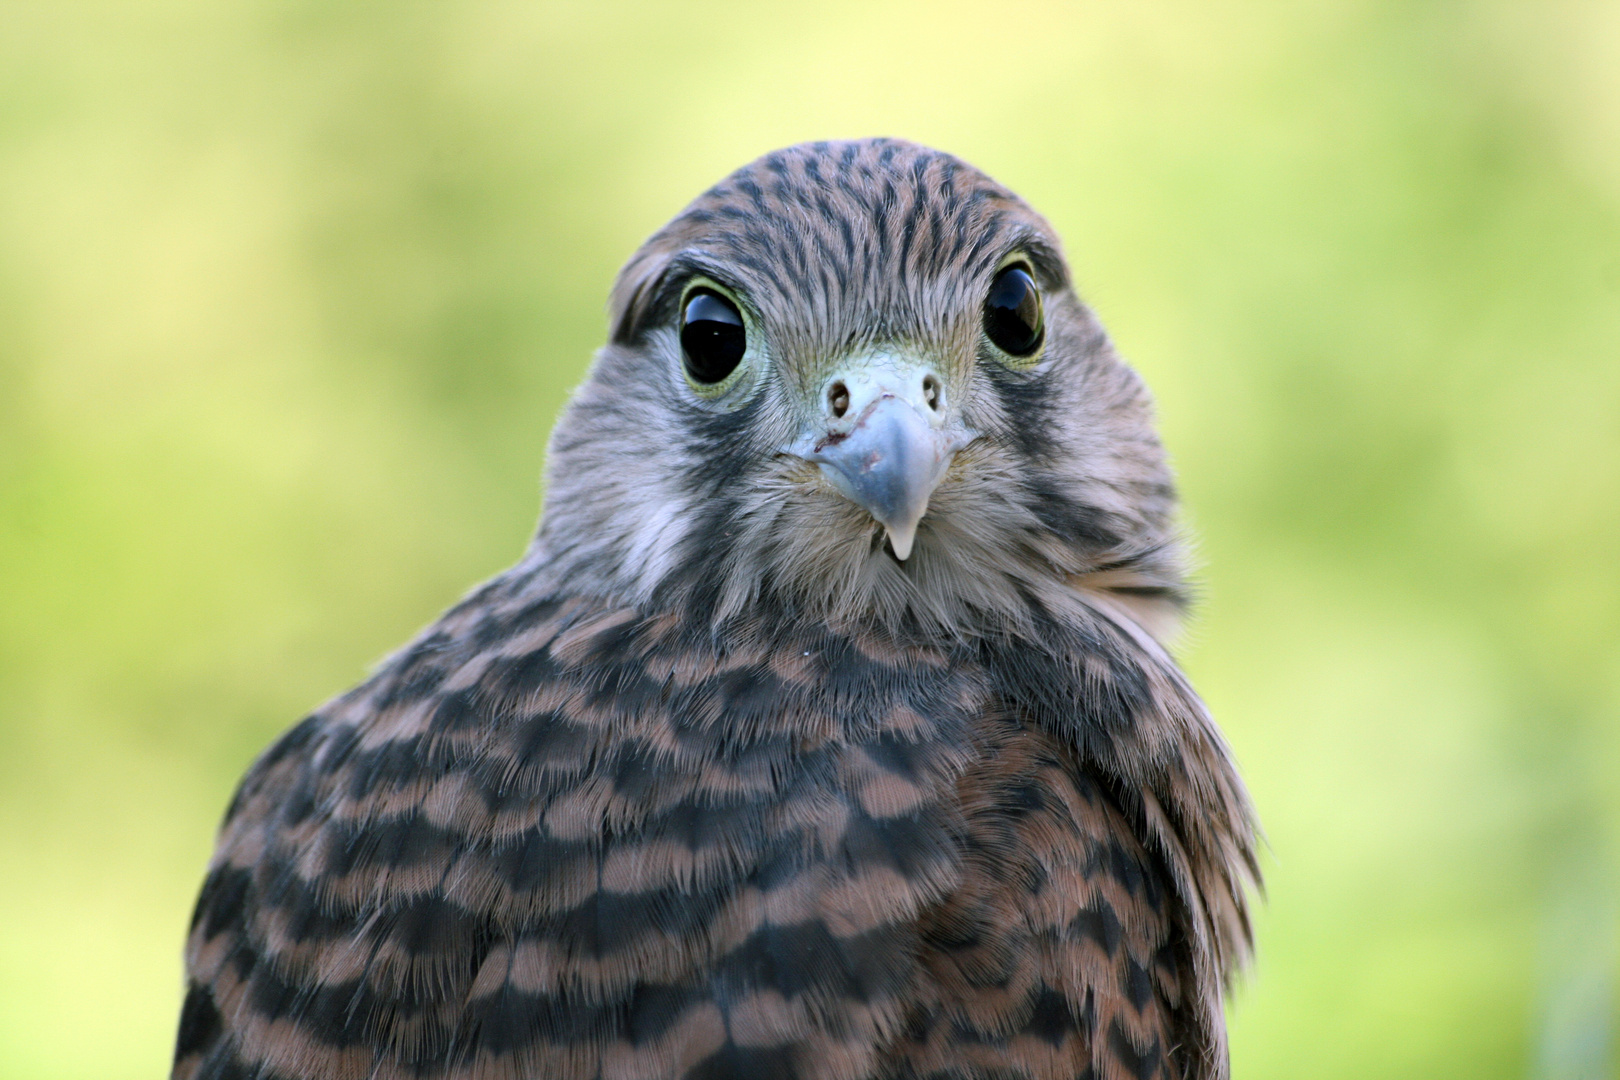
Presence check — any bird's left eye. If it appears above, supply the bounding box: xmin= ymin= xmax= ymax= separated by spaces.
xmin=681 ymin=290 xmax=747 ymax=385
xmin=984 ymin=265 xmax=1044 ymax=358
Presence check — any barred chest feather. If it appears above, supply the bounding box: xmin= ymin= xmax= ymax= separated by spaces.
xmin=177 ymin=573 xmax=1236 ymax=1080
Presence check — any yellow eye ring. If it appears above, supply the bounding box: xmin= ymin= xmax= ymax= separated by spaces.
xmin=677 ymin=278 xmax=756 ymax=398
xmin=983 ymin=258 xmax=1045 ymax=366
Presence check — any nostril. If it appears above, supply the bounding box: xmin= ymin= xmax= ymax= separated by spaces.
xmin=827 ymin=380 xmax=850 ymax=419
xmin=922 ymin=375 xmax=941 ymax=412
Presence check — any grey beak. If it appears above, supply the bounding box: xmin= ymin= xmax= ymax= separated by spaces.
xmin=799 ymin=359 xmax=970 ymax=560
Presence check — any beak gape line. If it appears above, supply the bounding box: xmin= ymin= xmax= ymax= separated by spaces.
xmin=793 ymin=356 xmax=972 ymax=561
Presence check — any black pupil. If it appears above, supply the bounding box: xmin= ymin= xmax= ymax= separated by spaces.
xmin=984 ymin=266 xmax=1043 ymax=356
xmin=680 ymin=291 xmax=746 ymax=384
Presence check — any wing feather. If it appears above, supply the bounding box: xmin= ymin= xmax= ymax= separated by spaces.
xmin=177 ymin=593 xmax=981 ymax=1080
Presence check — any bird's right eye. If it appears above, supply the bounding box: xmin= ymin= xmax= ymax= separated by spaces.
xmin=680 ymin=290 xmax=747 ymax=385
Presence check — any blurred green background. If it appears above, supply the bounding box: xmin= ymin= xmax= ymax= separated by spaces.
xmin=1 ymin=2 xmax=1616 ymax=1077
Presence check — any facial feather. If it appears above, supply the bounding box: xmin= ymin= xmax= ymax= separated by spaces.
xmin=536 ymin=138 xmax=1187 ymax=640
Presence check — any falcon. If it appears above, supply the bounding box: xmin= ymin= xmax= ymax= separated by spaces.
xmin=175 ymin=138 xmax=1259 ymax=1080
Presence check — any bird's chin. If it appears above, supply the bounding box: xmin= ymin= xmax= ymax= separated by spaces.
xmin=775 ymin=467 xmax=940 ymax=567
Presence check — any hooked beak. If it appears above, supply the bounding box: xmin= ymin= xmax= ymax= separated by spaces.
xmin=791 ymin=357 xmax=972 ymax=560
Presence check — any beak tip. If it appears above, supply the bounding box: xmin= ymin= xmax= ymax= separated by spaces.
xmin=885 ymin=523 xmax=917 ymax=561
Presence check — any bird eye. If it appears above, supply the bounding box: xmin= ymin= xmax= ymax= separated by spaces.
xmin=983 ymin=265 xmax=1044 ymax=358
xmin=680 ymin=289 xmax=747 ymax=385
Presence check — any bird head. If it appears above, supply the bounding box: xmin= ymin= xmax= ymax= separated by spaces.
xmin=536 ymin=139 xmax=1186 ymax=637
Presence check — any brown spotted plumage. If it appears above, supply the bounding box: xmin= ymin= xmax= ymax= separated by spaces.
xmin=175 ymin=138 xmax=1259 ymax=1080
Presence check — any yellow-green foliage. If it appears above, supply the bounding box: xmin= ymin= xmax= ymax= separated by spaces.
xmin=0 ymin=3 xmax=1615 ymax=1078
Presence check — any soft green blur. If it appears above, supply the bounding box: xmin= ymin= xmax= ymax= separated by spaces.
xmin=1 ymin=3 xmax=1616 ymax=1077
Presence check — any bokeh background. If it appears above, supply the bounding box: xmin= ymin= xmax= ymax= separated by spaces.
xmin=1 ymin=2 xmax=1617 ymax=1077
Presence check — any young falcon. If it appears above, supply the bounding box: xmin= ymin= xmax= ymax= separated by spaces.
xmin=175 ymin=138 xmax=1259 ymax=1080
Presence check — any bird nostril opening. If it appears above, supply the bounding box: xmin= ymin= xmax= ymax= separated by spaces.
xmin=922 ymin=375 xmax=941 ymax=412
xmin=827 ymin=381 xmax=850 ymax=419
